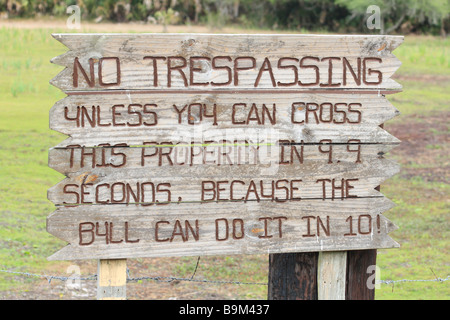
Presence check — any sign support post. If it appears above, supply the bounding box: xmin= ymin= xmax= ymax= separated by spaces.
xmin=317 ymin=251 xmax=347 ymax=300
xmin=268 ymin=252 xmax=318 ymax=300
xmin=97 ymin=259 xmax=127 ymax=300
xmin=346 ymin=249 xmax=377 ymax=299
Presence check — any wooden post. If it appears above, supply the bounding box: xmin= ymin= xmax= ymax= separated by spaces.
xmin=269 ymin=251 xmax=376 ymax=300
xmin=317 ymin=251 xmax=347 ymax=300
xmin=268 ymin=252 xmax=318 ymax=300
xmin=97 ymin=259 xmax=127 ymax=300
xmin=269 ymin=175 xmax=383 ymax=301
xmin=346 ymin=250 xmax=377 ymax=300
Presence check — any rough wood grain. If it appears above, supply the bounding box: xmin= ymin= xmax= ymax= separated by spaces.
xmin=268 ymin=252 xmax=318 ymax=300
xmin=50 ymin=34 xmax=403 ymax=93
xmin=46 ymin=158 xmax=399 ymax=206
xmin=346 ymin=249 xmax=378 ymax=300
xmin=47 ymin=33 xmax=402 ymax=263
xmin=52 ymin=125 xmax=399 ymax=148
xmin=46 ymin=197 xmax=398 ymax=260
xmin=49 ymin=93 xmax=399 ymax=136
xmin=48 ymin=143 xmax=396 ymax=176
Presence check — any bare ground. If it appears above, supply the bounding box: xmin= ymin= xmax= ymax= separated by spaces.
xmin=386 ymin=111 xmax=449 ymax=184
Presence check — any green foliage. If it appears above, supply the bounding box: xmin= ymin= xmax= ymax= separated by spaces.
xmin=0 ymin=0 xmax=447 ymax=34
xmin=155 ymin=8 xmax=180 ymax=32
xmin=337 ymin=0 xmax=450 ymax=34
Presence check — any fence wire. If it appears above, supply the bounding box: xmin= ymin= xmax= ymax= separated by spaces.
xmin=1 ymin=262 xmax=449 ymax=287
xmin=0 ymin=268 xmax=98 ymax=284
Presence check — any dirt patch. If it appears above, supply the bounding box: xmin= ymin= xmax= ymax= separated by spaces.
xmin=385 ymin=111 xmax=449 ymax=183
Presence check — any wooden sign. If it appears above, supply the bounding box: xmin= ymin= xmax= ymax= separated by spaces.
xmin=47 ymin=198 xmax=398 ymax=260
xmin=49 ymin=93 xmax=399 ymax=147
xmin=50 ymin=34 xmax=402 ymax=93
xmin=47 ymin=34 xmax=402 ymax=261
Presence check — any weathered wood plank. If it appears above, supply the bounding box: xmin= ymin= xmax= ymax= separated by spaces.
xmin=49 ymin=93 xmax=399 ymax=136
xmin=50 ymin=34 xmax=403 ymax=93
xmin=46 ymin=197 xmax=398 ymax=261
xmin=52 ymin=125 xmax=399 ymax=148
xmin=46 ymin=158 xmax=399 ymax=206
xmin=48 ymin=143 xmax=395 ymax=176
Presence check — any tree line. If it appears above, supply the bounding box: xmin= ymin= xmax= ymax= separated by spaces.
xmin=1 ymin=0 xmax=448 ymax=35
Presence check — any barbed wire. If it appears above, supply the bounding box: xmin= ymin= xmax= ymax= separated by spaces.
xmin=127 ymin=275 xmax=269 ymax=286
xmin=1 ymin=266 xmax=448 ymax=287
xmin=0 ymin=268 xmax=97 ymax=284
xmin=377 ymin=276 xmax=450 ymax=285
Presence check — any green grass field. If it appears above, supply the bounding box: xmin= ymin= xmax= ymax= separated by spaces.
xmin=0 ymin=25 xmax=448 ymax=299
